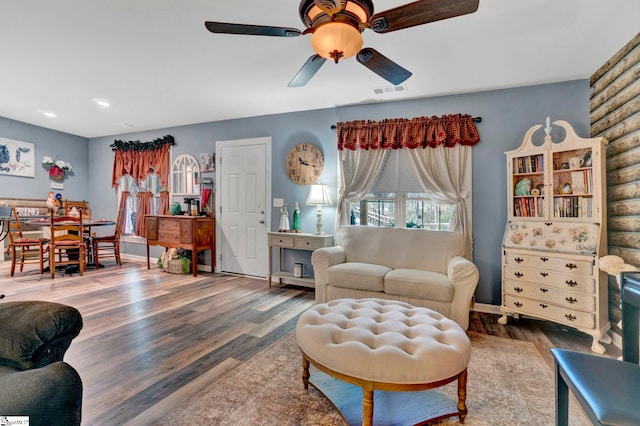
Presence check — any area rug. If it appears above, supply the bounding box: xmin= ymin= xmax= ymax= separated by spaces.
xmin=154 ymin=332 xmax=589 ymax=425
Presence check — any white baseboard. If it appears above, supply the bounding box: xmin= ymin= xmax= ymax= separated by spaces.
xmin=122 ymin=254 xmax=212 ymax=272
xmin=472 ymin=303 xmax=501 ymax=315
xmin=610 ymin=331 xmax=622 ymax=349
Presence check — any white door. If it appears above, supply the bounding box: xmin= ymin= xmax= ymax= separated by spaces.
xmin=216 ymin=137 xmax=270 ymax=277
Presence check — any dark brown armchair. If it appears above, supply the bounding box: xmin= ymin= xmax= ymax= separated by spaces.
xmin=0 ymin=301 xmax=83 ymax=426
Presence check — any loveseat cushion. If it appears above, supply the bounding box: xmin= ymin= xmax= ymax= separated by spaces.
xmin=384 ymin=269 xmax=453 ymax=302
xmin=326 ymin=262 xmax=391 ymax=292
xmin=336 ymin=226 xmax=464 ymax=273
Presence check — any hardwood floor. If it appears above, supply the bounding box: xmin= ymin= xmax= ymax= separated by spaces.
xmin=0 ymin=257 xmax=620 ymax=425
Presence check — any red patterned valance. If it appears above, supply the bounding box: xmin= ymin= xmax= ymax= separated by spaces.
xmin=111 ymin=136 xmax=173 ymax=188
xmin=337 ymin=114 xmax=480 ymax=150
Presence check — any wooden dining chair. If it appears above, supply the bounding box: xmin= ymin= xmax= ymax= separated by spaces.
xmin=48 ymin=208 xmax=85 ymax=278
xmin=63 ymin=199 xmax=92 ymax=238
xmin=63 ymin=200 xmax=90 ymax=218
xmin=7 ymin=208 xmax=48 ymax=276
xmin=93 ymin=195 xmax=125 ymax=267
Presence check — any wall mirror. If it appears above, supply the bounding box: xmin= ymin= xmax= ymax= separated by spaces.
xmin=171 ymin=154 xmax=200 ymax=196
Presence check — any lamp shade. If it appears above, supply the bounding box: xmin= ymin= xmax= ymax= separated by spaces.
xmin=306 ymin=183 xmax=332 ymax=206
xmin=310 ymin=22 xmax=362 ymax=62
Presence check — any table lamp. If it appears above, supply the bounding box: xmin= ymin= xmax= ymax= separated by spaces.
xmin=306 ymin=183 xmax=332 ymax=235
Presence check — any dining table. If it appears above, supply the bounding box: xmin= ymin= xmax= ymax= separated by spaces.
xmin=25 ymin=218 xmax=116 ymax=270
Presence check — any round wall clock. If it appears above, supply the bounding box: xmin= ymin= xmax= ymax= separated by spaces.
xmin=286 ymin=143 xmax=324 ymax=185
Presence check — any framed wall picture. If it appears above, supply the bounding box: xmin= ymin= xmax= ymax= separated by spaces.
xmin=0 ymin=137 xmax=35 ymax=178
xmin=199 ymin=152 xmax=215 ymax=172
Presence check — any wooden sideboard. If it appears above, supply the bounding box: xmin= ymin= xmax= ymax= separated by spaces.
xmin=145 ymin=215 xmax=215 ymax=277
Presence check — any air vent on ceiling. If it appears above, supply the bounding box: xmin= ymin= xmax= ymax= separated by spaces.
xmin=372 ymin=84 xmax=407 ymax=95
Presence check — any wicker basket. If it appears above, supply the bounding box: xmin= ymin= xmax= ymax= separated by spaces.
xmin=165 ymin=258 xmax=191 ymax=274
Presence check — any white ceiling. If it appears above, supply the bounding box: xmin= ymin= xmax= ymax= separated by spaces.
xmin=0 ymin=1 xmax=638 ymax=138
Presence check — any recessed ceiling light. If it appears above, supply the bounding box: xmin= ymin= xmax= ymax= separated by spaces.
xmin=92 ymin=98 xmax=110 ymax=108
xmin=38 ymin=110 xmax=56 ymax=118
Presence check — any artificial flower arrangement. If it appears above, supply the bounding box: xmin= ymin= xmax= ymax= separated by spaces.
xmin=42 ymin=156 xmax=72 ymax=181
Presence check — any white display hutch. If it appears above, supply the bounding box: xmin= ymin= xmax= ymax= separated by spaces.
xmin=498 ymin=118 xmax=611 ymax=353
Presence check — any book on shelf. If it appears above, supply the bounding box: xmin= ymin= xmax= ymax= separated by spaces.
xmin=514 ymin=154 xmax=544 ymax=174
xmin=553 ymin=196 xmax=592 ymax=218
xmin=571 ymin=171 xmax=586 ymax=194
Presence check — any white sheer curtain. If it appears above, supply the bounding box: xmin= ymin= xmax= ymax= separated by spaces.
xmin=336 ymin=149 xmax=389 ymax=227
xmin=408 ymin=145 xmax=473 ymax=259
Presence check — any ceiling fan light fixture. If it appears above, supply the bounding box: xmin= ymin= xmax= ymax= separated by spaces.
xmin=310 ymin=22 xmax=363 ymax=63
xmin=343 ymin=1 xmax=370 ymax=23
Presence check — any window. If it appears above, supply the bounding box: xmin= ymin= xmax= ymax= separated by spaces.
xmin=118 ymin=172 xmax=161 ymax=241
xmin=347 ymin=150 xmax=456 ymax=230
xmin=350 ymin=193 xmax=453 ymax=229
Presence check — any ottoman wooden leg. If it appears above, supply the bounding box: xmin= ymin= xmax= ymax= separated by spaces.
xmin=457 ymin=369 xmax=468 ymax=424
xmin=362 ymin=381 xmax=374 ymax=426
xmin=302 ymin=355 xmax=310 ymax=390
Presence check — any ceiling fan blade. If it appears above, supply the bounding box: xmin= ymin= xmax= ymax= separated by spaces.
xmin=369 ymin=0 xmax=479 ymax=34
xmin=288 ymin=55 xmax=327 ymax=87
xmin=356 ymin=48 xmax=412 ymax=85
xmin=204 ymin=21 xmax=302 ymax=37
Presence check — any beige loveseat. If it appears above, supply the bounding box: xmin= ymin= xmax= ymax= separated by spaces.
xmin=311 ymin=225 xmax=479 ymax=330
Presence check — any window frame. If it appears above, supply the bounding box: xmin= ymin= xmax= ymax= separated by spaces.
xmin=117 ymin=172 xmax=161 ymax=244
xmin=351 ymin=192 xmax=454 ymax=230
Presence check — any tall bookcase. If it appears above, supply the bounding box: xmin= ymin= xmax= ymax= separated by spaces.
xmin=499 ymin=118 xmax=610 ymax=353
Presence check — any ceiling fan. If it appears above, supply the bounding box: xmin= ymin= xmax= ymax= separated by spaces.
xmin=205 ymin=0 xmax=479 ymax=87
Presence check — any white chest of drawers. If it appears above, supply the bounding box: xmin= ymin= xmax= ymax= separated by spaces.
xmin=500 ymin=119 xmax=610 ymax=354
xmin=499 ymin=228 xmax=610 ymax=354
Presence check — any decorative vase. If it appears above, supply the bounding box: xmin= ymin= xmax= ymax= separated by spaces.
xmin=292 ymin=201 xmax=301 ymax=233
xmin=49 ymin=165 xmax=65 ymax=182
xmin=170 ymin=203 xmax=182 ymax=215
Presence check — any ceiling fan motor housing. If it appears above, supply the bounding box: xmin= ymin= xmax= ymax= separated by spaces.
xmin=299 ymin=0 xmax=374 ymax=62
xmin=299 ymin=0 xmax=373 ymax=28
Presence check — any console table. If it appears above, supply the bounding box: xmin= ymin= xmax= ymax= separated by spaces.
xmin=268 ymin=232 xmax=333 ymax=288
xmin=146 ymin=215 xmax=215 ymax=277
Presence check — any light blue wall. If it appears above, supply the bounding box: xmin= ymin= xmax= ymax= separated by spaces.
xmin=0 ymin=79 xmax=590 ymax=306
xmin=87 ymin=108 xmax=340 ymax=259
xmin=0 ymin=116 xmax=88 ymax=200
xmin=334 ymin=80 xmax=590 ymax=305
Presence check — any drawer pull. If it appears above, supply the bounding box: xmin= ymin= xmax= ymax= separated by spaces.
xmin=540 ymin=272 xmax=548 ymax=277
xmin=540 ymin=257 xmax=549 ymax=262
xmin=513 ymin=287 xmax=523 ymax=293
xmin=514 ymin=272 xmax=524 ymax=278
xmin=565 ymin=297 xmax=577 ymax=304
xmin=514 ymin=257 xmax=523 ymax=263
xmin=305 ymin=241 xmax=310 ymax=245
xmin=565 ymin=314 xmax=577 ymax=321
xmin=539 ymin=303 xmax=548 ymax=309
xmin=514 ymin=301 xmax=523 ymax=308
xmin=565 ymin=263 xmax=578 ymax=270
xmin=540 ymin=287 xmax=549 ymax=293
xmin=279 ymin=239 xmax=284 ymax=243
xmin=565 ymin=280 xmax=578 ymax=287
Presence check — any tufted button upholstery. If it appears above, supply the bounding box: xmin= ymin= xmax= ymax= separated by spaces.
xmin=296 ymin=298 xmax=471 ymax=384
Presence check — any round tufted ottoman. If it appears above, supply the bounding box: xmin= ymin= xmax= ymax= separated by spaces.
xmin=296 ymin=298 xmax=471 ymax=426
